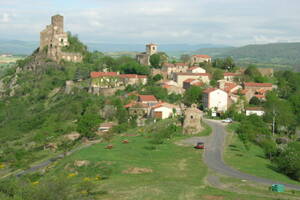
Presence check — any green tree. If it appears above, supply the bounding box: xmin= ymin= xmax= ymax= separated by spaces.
xmin=183 ymin=86 xmax=203 ymax=106
xmin=249 ymin=96 xmax=261 ymax=105
xmin=150 ymin=54 xmax=161 ymax=68
xmin=77 ymin=112 xmax=101 ymax=139
xmin=180 ymin=54 xmax=190 ymax=63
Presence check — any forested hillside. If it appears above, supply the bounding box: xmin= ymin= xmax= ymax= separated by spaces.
xmin=195 ymin=43 xmax=300 ymax=71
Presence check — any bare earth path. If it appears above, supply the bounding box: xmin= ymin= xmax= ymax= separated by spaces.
xmin=203 ymin=119 xmax=300 ymax=191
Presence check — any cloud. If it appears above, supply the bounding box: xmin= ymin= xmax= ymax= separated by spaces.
xmin=0 ymin=0 xmax=300 ymax=45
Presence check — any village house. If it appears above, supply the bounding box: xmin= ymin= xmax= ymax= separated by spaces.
xmin=162 ymin=84 xmax=185 ymax=95
xmin=119 ymin=74 xmax=147 ymax=85
xmin=245 ymin=107 xmax=265 ymax=116
xmin=187 ymin=66 xmax=206 ymax=73
xmin=190 ymin=55 xmax=211 ymax=65
xmin=223 ymin=72 xmax=240 ymax=82
xmin=183 ymin=79 xmax=204 ymax=90
xmin=136 ymin=43 xmax=158 ymax=66
xmin=151 ymin=102 xmax=182 ymax=119
xmin=124 ymin=102 xmax=149 ymax=118
xmin=202 ymin=88 xmax=228 ymax=112
xmin=138 ymin=95 xmax=158 ymax=107
xmin=90 ymin=72 xmax=121 ymax=89
xmin=174 ymin=72 xmax=211 ymax=87
xmin=162 ymin=62 xmax=189 ymax=79
xmin=243 ymin=82 xmax=274 ymax=101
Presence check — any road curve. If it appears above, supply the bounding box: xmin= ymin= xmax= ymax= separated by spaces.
xmin=203 ymin=119 xmax=300 ymax=191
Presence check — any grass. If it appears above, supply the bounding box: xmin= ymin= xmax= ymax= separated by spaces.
xmin=45 ymin=132 xmax=284 ymax=200
xmin=224 ymin=123 xmax=300 ymax=186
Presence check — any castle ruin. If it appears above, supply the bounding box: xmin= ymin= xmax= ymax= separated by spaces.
xmin=40 ymin=15 xmax=82 ymax=63
xmin=183 ymin=104 xmax=203 ymax=134
xmin=136 ymin=43 xmax=158 ymax=66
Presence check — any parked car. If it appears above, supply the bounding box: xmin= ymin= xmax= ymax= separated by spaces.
xmin=194 ymin=142 xmax=204 ymax=149
xmin=222 ymin=118 xmax=233 ymax=123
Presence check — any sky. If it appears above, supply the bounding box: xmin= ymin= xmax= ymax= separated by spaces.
xmin=1 ymin=0 xmax=300 ymax=46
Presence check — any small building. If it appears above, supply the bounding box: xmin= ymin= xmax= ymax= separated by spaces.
xmin=183 ymin=79 xmax=204 ymax=90
xmin=125 ymin=102 xmax=149 ymax=117
xmin=245 ymin=107 xmax=265 ymax=116
xmin=138 ymin=95 xmax=158 ymax=106
xmin=151 ymin=102 xmax=181 ymax=119
xmin=223 ymin=72 xmax=240 ymax=82
xmin=136 ymin=43 xmax=158 ymax=66
xmin=190 ymin=55 xmax=211 ymax=65
xmin=183 ymin=104 xmax=203 ymax=134
xmin=90 ymin=72 xmax=121 ymax=89
xmin=162 ymin=62 xmax=189 ymax=79
xmin=119 ymin=74 xmax=147 ymax=85
xmin=187 ymin=66 xmax=206 ymax=73
xmin=98 ymin=122 xmax=117 ymax=132
xmin=203 ymin=88 xmax=228 ymax=112
xmin=174 ymin=72 xmax=211 ymax=87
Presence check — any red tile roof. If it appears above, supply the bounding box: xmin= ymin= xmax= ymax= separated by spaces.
xmin=254 ymin=94 xmax=266 ymax=99
xmin=203 ymin=88 xmax=217 ymax=94
xmin=244 ymin=82 xmax=273 ymax=87
xmin=138 ymin=95 xmax=158 ymax=102
xmin=246 ymin=107 xmax=264 ymax=111
xmin=90 ymin=72 xmax=118 ymax=78
xmin=192 ymin=55 xmax=211 ymax=58
xmin=224 ymin=72 xmax=240 ymax=76
xmin=175 ymin=62 xmax=188 ymax=66
xmin=183 ymin=78 xmax=196 ymax=83
xmin=191 ymin=81 xmax=204 ymax=86
xmin=188 ymin=66 xmax=200 ymax=70
xmin=162 ymin=63 xmax=175 ymax=68
xmin=176 ymin=72 xmax=210 ymax=76
xmin=224 ymin=82 xmax=238 ymax=93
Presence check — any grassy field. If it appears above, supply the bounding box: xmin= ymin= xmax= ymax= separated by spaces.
xmin=43 ymin=131 xmax=284 ymax=200
xmin=224 ymin=123 xmax=300 ymax=186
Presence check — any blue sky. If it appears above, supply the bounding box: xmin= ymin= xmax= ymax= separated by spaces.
xmin=1 ymin=0 xmax=300 ymax=46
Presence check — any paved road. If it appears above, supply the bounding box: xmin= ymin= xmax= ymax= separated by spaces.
xmin=203 ymin=119 xmax=300 ymax=191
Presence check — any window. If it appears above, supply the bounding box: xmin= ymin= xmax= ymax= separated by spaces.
xmin=190 ymin=115 xmax=194 ymax=119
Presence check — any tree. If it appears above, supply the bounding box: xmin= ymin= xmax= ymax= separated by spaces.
xmin=212 ymin=69 xmax=224 ymax=81
xmin=180 ymin=54 xmax=191 ymax=63
xmin=264 ymin=91 xmax=296 ymax=135
xmin=150 ymin=54 xmax=161 ymax=68
xmin=77 ymin=112 xmax=101 ymax=139
xmin=183 ymin=86 xmax=203 ymax=106
xmin=274 ymin=142 xmax=300 ymax=180
xmin=249 ymin=96 xmax=261 ymax=105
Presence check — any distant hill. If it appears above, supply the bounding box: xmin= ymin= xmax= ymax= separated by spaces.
xmin=194 ymin=42 xmax=300 ymax=71
xmin=0 ymin=39 xmax=229 ymax=55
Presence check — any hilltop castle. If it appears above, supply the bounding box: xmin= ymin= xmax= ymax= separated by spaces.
xmin=39 ymin=15 xmax=82 ymax=62
xmin=136 ymin=43 xmax=158 ymax=66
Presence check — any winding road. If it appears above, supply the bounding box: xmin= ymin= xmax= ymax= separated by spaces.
xmin=203 ymin=119 xmax=300 ymax=191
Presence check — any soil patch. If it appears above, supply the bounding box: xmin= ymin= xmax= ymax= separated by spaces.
xmin=122 ymin=167 xmax=153 ymax=174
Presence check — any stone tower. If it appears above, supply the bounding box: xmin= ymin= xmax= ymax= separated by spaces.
xmin=39 ymin=14 xmax=82 ymax=63
xmin=146 ymin=43 xmax=157 ymax=55
xmin=183 ymin=104 xmax=203 ymax=134
xmin=51 ymin=15 xmax=64 ymax=34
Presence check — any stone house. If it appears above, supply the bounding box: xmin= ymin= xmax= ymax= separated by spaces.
xmin=40 ymin=15 xmax=82 ymax=62
xmin=90 ymin=72 xmax=121 ymax=89
xmin=162 ymin=62 xmax=189 ymax=79
xmin=223 ymin=72 xmax=240 ymax=82
xmin=245 ymin=107 xmax=265 ymax=116
xmin=183 ymin=104 xmax=203 ymax=134
xmin=183 ymin=79 xmax=204 ymax=90
xmin=187 ymin=66 xmax=206 ymax=73
xmin=162 ymin=84 xmax=185 ymax=95
xmin=124 ymin=102 xmax=149 ymax=118
xmin=119 ymin=74 xmax=147 ymax=85
xmin=190 ymin=55 xmax=211 ymax=65
xmin=138 ymin=95 xmax=158 ymax=107
xmin=174 ymin=72 xmax=211 ymax=87
xmin=203 ymin=88 xmax=228 ymax=112
xmin=151 ymin=102 xmax=181 ymax=119
xmin=243 ymin=82 xmax=274 ymax=101
xmin=136 ymin=43 xmax=158 ymax=66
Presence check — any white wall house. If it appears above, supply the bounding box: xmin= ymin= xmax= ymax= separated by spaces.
xmin=151 ymin=103 xmax=181 ymax=119
xmin=203 ymin=88 xmax=228 ymax=112
xmin=174 ymin=73 xmax=210 ymax=87
xmin=187 ymin=66 xmax=206 ymax=73
xmin=245 ymin=107 xmax=265 ymax=116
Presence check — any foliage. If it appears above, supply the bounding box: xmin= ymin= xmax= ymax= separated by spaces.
xmin=183 ymin=86 xmax=203 ymax=106
xmin=180 ymin=54 xmax=191 ymax=63
xmin=212 ymin=57 xmax=236 ymax=71
xmin=149 ymin=54 xmax=161 ymax=68
xmin=118 ymin=61 xmax=150 ymax=75
xmin=61 ymin=32 xmax=88 ymax=55
xmin=274 ymin=142 xmax=300 ymax=181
